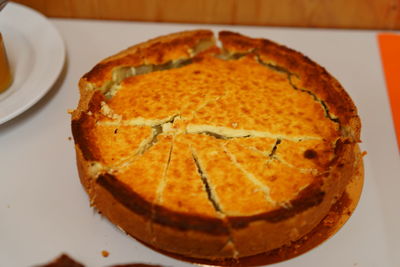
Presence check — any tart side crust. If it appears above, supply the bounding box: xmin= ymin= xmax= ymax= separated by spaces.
xmin=95 ymin=173 xmax=233 ymax=259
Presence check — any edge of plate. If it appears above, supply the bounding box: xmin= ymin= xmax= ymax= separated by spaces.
xmin=0 ymin=2 xmax=66 ymax=125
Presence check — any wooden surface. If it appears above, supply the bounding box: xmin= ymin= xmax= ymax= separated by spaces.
xmin=11 ymin=0 xmax=400 ymax=30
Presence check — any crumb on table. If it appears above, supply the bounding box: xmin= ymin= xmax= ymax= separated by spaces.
xmin=101 ymin=250 xmax=110 ymax=257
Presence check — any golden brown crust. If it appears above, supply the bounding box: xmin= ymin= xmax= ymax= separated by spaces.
xmin=71 ymin=30 xmax=362 ymax=260
xmin=82 ymin=30 xmax=215 ymax=87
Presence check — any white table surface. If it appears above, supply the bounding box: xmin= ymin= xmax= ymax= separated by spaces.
xmin=0 ymin=18 xmax=399 ymax=267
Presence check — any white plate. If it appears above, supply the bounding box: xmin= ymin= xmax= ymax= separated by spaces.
xmin=0 ymin=2 xmax=65 ymax=124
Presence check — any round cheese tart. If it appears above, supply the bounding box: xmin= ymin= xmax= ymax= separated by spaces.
xmin=71 ymin=30 xmax=362 ymax=260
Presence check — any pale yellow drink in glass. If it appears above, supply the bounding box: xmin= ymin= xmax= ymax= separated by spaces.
xmin=0 ymin=33 xmax=12 ymax=93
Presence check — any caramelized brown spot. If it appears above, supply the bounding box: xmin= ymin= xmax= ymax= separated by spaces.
xmin=71 ymin=113 xmax=98 ymax=161
xmin=241 ymin=107 xmax=250 ymax=114
xmin=304 ymin=149 xmax=317 ymax=159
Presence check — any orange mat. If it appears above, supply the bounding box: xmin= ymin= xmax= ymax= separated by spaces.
xmin=378 ymin=33 xmax=400 ymax=152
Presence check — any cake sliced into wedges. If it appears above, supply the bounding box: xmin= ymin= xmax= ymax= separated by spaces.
xmin=71 ymin=30 xmax=362 ymax=260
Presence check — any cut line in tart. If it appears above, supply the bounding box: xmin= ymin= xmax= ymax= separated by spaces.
xmin=71 ymin=30 xmax=363 ymax=261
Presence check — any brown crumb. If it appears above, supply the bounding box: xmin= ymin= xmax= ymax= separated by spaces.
xmin=68 ymin=137 xmax=72 ymax=141
xmin=102 ymin=250 xmax=110 ymax=257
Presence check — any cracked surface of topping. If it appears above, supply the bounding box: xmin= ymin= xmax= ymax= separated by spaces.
xmin=72 ymin=30 xmax=361 ymax=260
xmin=75 ymin=50 xmax=340 ymax=217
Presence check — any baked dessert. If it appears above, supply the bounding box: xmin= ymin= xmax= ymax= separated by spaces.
xmin=71 ymin=30 xmax=362 ymax=260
